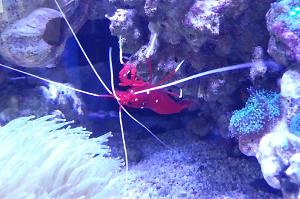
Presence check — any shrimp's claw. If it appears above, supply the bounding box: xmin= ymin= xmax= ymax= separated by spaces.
xmin=119 ymin=62 xmax=146 ymax=87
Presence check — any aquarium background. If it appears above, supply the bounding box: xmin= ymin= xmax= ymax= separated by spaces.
xmin=0 ymin=0 xmax=300 ymax=198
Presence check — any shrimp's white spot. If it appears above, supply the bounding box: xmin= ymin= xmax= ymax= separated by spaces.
xmin=130 ymin=90 xmax=134 ymax=93
xmin=123 ymin=74 xmax=127 ymax=77
xmin=141 ymin=107 xmax=144 ymax=109
xmin=142 ymin=102 xmax=145 ymax=106
xmin=134 ymin=98 xmax=138 ymax=101
xmin=155 ymin=99 xmax=159 ymax=103
xmin=147 ymin=91 xmax=150 ymax=94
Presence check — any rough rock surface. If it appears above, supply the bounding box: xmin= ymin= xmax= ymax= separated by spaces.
xmin=104 ymin=0 xmax=275 ymax=136
xmin=0 ymin=79 xmax=87 ymax=127
xmin=106 ymin=0 xmax=272 ymax=70
xmin=0 ymin=8 xmax=64 ymax=68
xmin=256 ymin=120 xmax=300 ymax=198
xmin=0 ymin=0 xmax=89 ymax=68
xmin=228 ymin=69 xmax=300 ymax=197
xmin=0 ymin=0 xmax=47 ymax=31
xmin=281 ymin=69 xmax=300 ymax=99
xmin=266 ymin=0 xmax=300 ymax=66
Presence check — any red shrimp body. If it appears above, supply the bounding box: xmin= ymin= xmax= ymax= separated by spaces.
xmin=115 ymin=83 xmax=191 ymax=114
xmin=116 ymin=60 xmax=192 ymax=114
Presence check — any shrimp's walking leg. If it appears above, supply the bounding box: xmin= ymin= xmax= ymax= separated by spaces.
xmin=154 ymin=60 xmax=185 ymax=86
xmin=118 ymin=36 xmax=125 ymax=64
xmin=121 ymin=107 xmax=171 ymax=149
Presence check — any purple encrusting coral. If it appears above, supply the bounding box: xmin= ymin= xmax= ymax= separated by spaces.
xmin=266 ymin=0 xmax=300 ymax=66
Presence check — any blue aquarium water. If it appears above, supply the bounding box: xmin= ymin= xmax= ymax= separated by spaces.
xmin=0 ymin=0 xmax=300 ymax=198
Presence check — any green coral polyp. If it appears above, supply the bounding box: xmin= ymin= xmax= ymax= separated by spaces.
xmin=289 ymin=6 xmax=300 ymax=17
xmin=290 ymin=113 xmax=300 ymax=136
xmin=229 ymin=90 xmax=281 ymax=137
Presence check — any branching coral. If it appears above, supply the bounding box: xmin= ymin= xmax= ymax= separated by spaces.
xmin=0 ymin=115 xmax=123 ymax=199
xmin=229 ymin=90 xmax=281 ymax=137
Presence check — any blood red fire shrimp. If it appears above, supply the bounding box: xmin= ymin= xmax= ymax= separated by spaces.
xmin=112 ymin=61 xmax=193 ymax=114
xmin=0 ymin=0 xmax=254 ymax=175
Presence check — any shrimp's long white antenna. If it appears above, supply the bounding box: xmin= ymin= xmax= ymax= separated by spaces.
xmin=53 ymin=0 xmax=112 ymax=95
xmin=0 ymin=63 xmax=102 ymax=97
xmin=108 ymin=48 xmax=129 ymax=178
xmin=118 ymin=106 xmax=128 ymax=184
xmin=121 ymin=106 xmax=171 ymax=149
xmin=134 ymin=62 xmax=252 ymax=94
xmin=108 ymin=48 xmax=119 ymax=99
xmin=108 ymin=47 xmax=170 ymax=148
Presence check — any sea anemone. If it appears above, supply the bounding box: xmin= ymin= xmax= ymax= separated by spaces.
xmin=0 ymin=115 xmax=123 ymax=199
